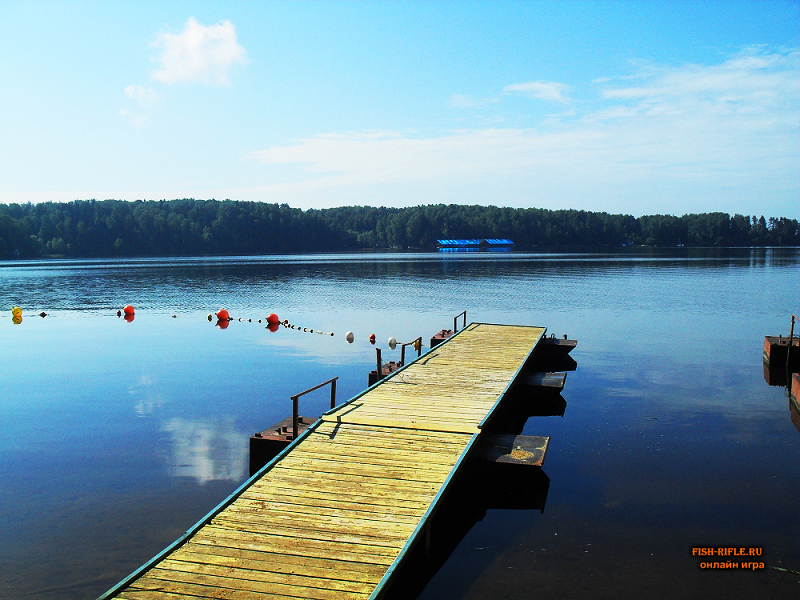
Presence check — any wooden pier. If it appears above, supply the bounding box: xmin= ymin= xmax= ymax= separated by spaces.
xmin=100 ymin=323 xmax=548 ymax=600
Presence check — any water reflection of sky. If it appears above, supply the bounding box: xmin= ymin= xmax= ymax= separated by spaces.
xmin=159 ymin=418 xmax=247 ymax=483
xmin=0 ymin=248 xmax=798 ymax=599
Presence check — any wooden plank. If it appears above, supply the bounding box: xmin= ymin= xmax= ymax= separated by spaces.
xmin=263 ymin=466 xmax=444 ymax=494
xmin=241 ymin=487 xmax=431 ymax=510
xmin=210 ymin=516 xmax=411 ymax=547
xmin=212 ymin=510 xmax=421 ymax=545
xmin=159 ymin=558 xmax=374 ymax=594
xmin=219 ymin=500 xmax=421 ymax=526
xmin=301 ymin=438 xmax=466 ymax=461
xmin=174 ymin=545 xmax=386 ymax=579
xmin=119 ymin=591 xmax=209 ymax=600
xmin=134 ymin=569 xmax=370 ymax=600
xmin=273 ymin=458 xmax=453 ymax=484
xmin=311 ymin=423 xmax=471 ymax=446
xmin=197 ymin=525 xmax=402 ymax=561
xmin=244 ymin=477 xmax=438 ymax=504
xmin=288 ymin=445 xmax=462 ymax=469
xmin=231 ymin=496 xmax=425 ymax=519
xmin=320 ymin=414 xmax=481 ymax=434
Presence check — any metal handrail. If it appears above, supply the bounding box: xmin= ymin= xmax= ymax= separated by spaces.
xmin=400 ymin=337 xmax=423 ymax=366
xmin=788 ymin=314 xmax=798 ymax=377
xmin=291 ymin=377 xmax=338 ymax=439
xmin=454 ymin=310 xmax=467 ymax=332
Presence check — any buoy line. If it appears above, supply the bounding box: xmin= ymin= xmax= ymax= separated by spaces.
xmin=10 ymin=307 xmax=416 ymax=352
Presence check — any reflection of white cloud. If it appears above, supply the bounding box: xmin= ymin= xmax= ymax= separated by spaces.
xmin=130 ymin=374 xmax=163 ymax=415
xmin=160 ymin=418 xmax=247 ymax=484
xmin=151 ymin=17 xmax=248 ymax=85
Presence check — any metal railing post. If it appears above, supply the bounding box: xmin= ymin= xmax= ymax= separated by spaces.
xmin=288 ymin=376 xmax=339 ymax=439
xmin=292 ymin=395 xmax=299 ymax=440
xmin=376 ymin=348 xmax=382 ymax=382
xmin=453 ymin=310 xmax=467 ymax=332
xmin=788 ymin=314 xmax=797 ymax=380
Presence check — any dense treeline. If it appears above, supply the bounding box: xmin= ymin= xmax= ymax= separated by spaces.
xmin=0 ymin=199 xmax=797 ymax=259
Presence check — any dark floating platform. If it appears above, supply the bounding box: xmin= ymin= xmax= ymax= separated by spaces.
xmin=762 ymin=335 xmax=800 ymax=387
xmin=524 ymin=371 xmax=567 ymax=392
xmin=430 ymin=328 xmax=454 ymax=348
xmin=249 ymin=415 xmax=313 ymax=476
xmin=368 ymin=360 xmax=402 ymax=386
xmin=475 ymin=433 xmax=550 ymax=467
xmin=539 ymin=335 xmax=578 ymax=358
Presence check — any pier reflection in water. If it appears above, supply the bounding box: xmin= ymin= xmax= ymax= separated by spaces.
xmin=385 ymin=463 xmax=552 ymax=600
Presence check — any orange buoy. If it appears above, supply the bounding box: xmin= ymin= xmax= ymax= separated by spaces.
xmin=216 ymin=308 xmax=230 ymax=321
xmin=267 ymin=322 xmax=280 ymax=332
xmin=267 ymin=313 xmax=280 ymax=325
xmin=123 ymin=305 xmax=135 ymax=316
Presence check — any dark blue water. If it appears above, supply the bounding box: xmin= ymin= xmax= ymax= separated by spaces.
xmin=0 ymin=249 xmax=797 ymax=599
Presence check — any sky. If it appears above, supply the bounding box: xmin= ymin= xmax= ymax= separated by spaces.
xmin=1 ymin=1 xmax=798 ymax=218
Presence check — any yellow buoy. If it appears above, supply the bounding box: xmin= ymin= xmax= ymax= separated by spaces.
xmin=11 ymin=306 xmax=22 ymax=317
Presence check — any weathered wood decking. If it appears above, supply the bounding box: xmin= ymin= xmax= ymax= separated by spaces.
xmin=101 ymin=322 xmax=545 ymax=600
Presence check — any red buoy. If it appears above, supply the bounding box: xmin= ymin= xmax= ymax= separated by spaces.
xmin=123 ymin=313 xmax=135 ymax=323
xmin=217 ymin=319 xmax=230 ymax=330
xmin=216 ymin=308 xmax=230 ymax=321
xmin=267 ymin=322 xmax=280 ymax=332
xmin=123 ymin=305 xmax=135 ymax=316
xmin=369 ymin=333 xmax=376 ymax=344
xmin=267 ymin=313 xmax=280 ymax=324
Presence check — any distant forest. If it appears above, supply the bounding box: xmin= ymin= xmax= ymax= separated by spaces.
xmin=0 ymin=199 xmax=797 ymax=259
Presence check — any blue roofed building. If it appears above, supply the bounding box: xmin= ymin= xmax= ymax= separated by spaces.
xmin=436 ymin=238 xmax=514 ymax=250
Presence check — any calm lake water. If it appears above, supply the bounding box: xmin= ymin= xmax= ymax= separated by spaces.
xmin=0 ymin=249 xmax=798 ymax=599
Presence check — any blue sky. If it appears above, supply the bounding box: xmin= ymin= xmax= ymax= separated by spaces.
xmin=1 ymin=1 xmax=798 ymax=217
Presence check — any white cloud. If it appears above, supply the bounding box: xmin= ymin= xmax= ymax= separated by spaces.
xmin=448 ymin=93 xmax=499 ymax=109
xmin=503 ymin=80 xmax=571 ymax=103
xmin=449 ymin=94 xmax=475 ymax=108
xmin=248 ymin=49 xmax=799 ymax=217
xmin=124 ymin=85 xmax=161 ymax=107
xmin=118 ymin=108 xmax=149 ymax=128
xmin=151 ymin=17 xmax=248 ymax=85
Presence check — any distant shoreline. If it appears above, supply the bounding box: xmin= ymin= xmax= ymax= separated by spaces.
xmin=1 ymin=199 xmax=797 ymax=260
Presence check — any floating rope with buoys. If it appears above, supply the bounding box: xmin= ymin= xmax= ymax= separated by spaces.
xmin=8 ymin=305 xmax=414 ymax=354
xmin=280 ymin=317 xmax=334 ymax=336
